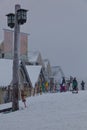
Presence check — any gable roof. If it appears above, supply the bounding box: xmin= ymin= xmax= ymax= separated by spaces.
xmin=26 ymin=65 xmax=42 ymax=88
xmin=28 ymin=51 xmax=40 ymax=63
xmin=0 ymin=59 xmax=42 ymax=88
xmin=28 ymin=51 xmax=45 ymax=67
xmin=0 ymin=59 xmax=13 ymax=87
xmin=20 ymin=61 xmax=32 ymax=87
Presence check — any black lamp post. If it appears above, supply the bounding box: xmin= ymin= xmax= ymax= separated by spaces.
xmin=6 ymin=4 xmax=28 ymax=111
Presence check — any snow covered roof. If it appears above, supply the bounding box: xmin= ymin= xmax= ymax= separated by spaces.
xmin=26 ymin=65 xmax=42 ymax=88
xmin=0 ymin=58 xmax=42 ymax=88
xmin=43 ymin=59 xmax=50 ymax=68
xmin=0 ymin=59 xmax=13 ymax=87
xmin=28 ymin=51 xmax=40 ymax=63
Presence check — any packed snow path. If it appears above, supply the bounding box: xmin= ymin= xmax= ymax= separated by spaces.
xmin=0 ymin=91 xmax=87 ymax=130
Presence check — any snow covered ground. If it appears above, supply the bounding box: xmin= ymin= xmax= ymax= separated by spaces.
xmin=0 ymin=91 xmax=87 ymax=130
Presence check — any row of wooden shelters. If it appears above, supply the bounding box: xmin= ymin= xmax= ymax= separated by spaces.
xmin=0 ymin=29 xmax=56 ymax=104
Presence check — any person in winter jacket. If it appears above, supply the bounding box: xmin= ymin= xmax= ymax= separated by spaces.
xmin=81 ymin=80 xmax=85 ymax=90
xmin=60 ymin=77 xmax=66 ymax=92
xmin=72 ymin=77 xmax=78 ymax=91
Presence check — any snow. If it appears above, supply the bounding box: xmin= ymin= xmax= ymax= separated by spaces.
xmin=0 ymin=59 xmax=13 ymax=86
xmin=28 ymin=51 xmax=39 ymax=63
xmin=0 ymin=91 xmax=87 ymax=130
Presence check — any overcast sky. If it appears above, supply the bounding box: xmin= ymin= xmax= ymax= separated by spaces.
xmin=0 ymin=0 xmax=87 ymax=80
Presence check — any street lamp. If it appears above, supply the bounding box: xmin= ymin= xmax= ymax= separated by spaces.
xmin=6 ymin=13 xmax=15 ymax=28
xmin=6 ymin=4 xmax=28 ymax=111
xmin=17 ymin=9 xmax=27 ymax=24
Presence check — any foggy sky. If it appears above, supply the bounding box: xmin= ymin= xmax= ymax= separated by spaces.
xmin=0 ymin=0 xmax=87 ymax=80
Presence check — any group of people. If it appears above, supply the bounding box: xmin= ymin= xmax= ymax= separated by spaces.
xmin=60 ymin=76 xmax=85 ymax=93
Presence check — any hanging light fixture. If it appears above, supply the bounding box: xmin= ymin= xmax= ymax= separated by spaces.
xmin=17 ymin=9 xmax=28 ymax=25
xmin=6 ymin=13 xmax=15 ymax=28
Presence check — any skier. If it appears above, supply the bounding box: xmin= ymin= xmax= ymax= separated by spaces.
xmin=60 ymin=77 xmax=66 ymax=92
xmin=72 ymin=77 xmax=78 ymax=93
xmin=81 ymin=80 xmax=85 ymax=90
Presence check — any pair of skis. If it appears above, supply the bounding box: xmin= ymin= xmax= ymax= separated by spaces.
xmin=72 ymin=89 xmax=78 ymax=94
